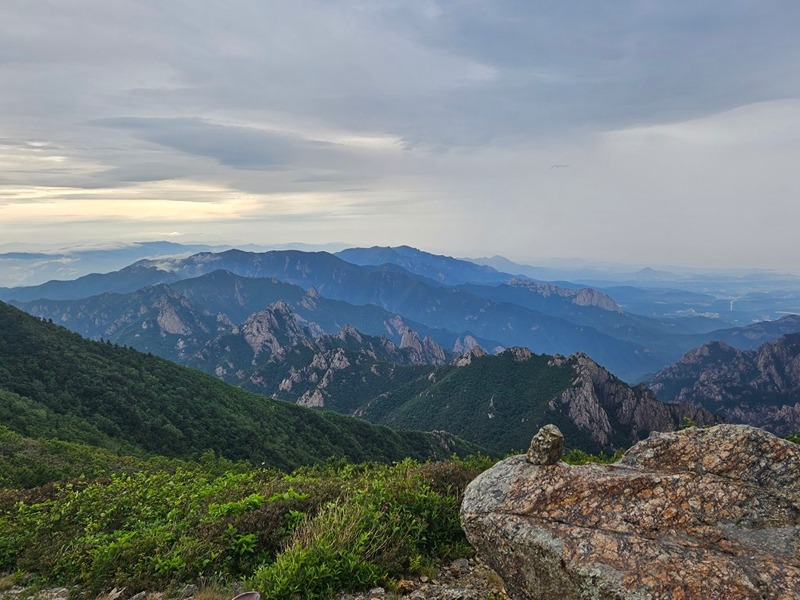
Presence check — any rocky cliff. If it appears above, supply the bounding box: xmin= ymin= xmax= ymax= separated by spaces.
xmin=356 ymin=348 xmax=718 ymax=456
xmin=648 ymin=333 xmax=800 ymax=435
xmin=508 ymin=278 xmax=623 ymax=313
xmin=550 ymin=352 xmax=719 ymax=449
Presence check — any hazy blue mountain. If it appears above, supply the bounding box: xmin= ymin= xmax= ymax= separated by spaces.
xmin=16 ymin=270 xmax=500 ymax=355
xmin=0 ymin=241 xmax=224 ymax=288
xmin=470 ymin=255 xmax=800 ymax=324
xmin=689 ymin=314 xmax=800 ymax=350
xmin=5 ymin=249 xmax=664 ymax=379
xmin=0 ymin=263 xmax=180 ymax=302
xmin=336 ymin=245 xmax=514 ymax=285
xmin=140 ymin=251 xmax=666 ymax=379
xmin=0 ymin=240 xmax=357 ymax=288
xmin=11 ymin=247 xmax=799 ymax=382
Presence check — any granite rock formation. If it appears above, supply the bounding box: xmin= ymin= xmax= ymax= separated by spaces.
xmin=461 ymin=424 xmax=800 ymax=599
xmin=551 ymin=353 xmax=719 ymax=449
xmin=648 ymin=334 xmax=800 ymax=436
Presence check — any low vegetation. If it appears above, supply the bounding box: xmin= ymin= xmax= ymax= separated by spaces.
xmin=0 ymin=446 xmax=494 ymax=599
xmin=0 ymin=419 xmax=640 ymax=600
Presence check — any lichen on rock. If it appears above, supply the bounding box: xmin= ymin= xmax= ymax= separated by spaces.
xmin=526 ymin=424 xmax=564 ymax=465
xmin=461 ymin=424 xmax=800 ymax=599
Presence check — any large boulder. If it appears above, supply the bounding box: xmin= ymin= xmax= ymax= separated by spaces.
xmin=460 ymin=424 xmax=800 ymax=599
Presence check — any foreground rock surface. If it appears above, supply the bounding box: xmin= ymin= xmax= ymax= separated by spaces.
xmin=461 ymin=424 xmax=800 ymax=599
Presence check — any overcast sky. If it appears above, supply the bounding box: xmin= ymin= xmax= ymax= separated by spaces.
xmin=1 ymin=1 xmax=799 ymax=270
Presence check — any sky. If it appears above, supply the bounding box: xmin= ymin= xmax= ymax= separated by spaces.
xmin=1 ymin=1 xmax=800 ymax=271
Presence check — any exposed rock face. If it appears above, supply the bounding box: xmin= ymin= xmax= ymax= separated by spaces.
xmin=452 ymin=345 xmax=486 ymax=368
xmin=452 ymin=335 xmax=480 ymax=354
xmin=240 ymin=301 xmax=309 ymax=357
xmin=571 ymin=288 xmax=622 ymax=312
xmin=507 ymin=278 xmax=623 ymax=313
xmin=461 ymin=424 xmax=800 ymax=600
xmin=505 ymin=346 xmax=533 ymax=362
xmin=648 ymin=334 xmax=800 ymax=435
xmin=552 ymin=353 xmax=719 ymax=449
xmin=399 ymin=328 xmax=447 ymax=365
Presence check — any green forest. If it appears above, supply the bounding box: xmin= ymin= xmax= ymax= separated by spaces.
xmin=0 ymin=302 xmax=479 ymax=470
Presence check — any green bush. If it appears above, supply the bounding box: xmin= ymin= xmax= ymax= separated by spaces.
xmin=249 ymin=459 xmax=476 ymax=599
xmin=0 ymin=456 xmax=493 ymax=597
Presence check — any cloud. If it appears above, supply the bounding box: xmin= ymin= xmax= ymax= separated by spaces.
xmin=91 ymin=117 xmax=336 ymax=169
xmin=0 ymin=1 xmax=799 ymax=270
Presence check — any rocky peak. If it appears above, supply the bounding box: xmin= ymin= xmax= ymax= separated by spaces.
xmin=240 ymin=302 xmax=310 ymax=357
xmin=502 ymin=346 xmax=533 ymax=362
xmin=400 ymin=328 xmax=447 ymax=365
xmin=400 ymin=328 xmax=424 ymax=352
xmin=570 ymin=287 xmax=622 ymax=312
xmin=681 ymin=339 xmax=739 ymax=364
xmin=648 ymin=333 xmax=800 ymax=436
xmin=129 ymin=286 xmax=206 ymax=336
xmin=336 ymin=325 xmax=363 ymax=343
xmin=552 ymin=352 xmax=718 ymax=449
xmin=452 ymin=345 xmax=487 ymax=368
xmin=299 ymin=287 xmax=320 ymax=311
xmin=452 ymin=335 xmax=480 ymax=354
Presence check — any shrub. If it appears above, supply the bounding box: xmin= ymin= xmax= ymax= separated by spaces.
xmin=1 ymin=456 xmax=493 ymax=597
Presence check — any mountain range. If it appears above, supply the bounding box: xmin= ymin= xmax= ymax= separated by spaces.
xmin=7 ymin=246 xmax=800 ymax=383
xmin=0 ymin=301 xmax=476 ymax=470
xmin=647 ymin=333 xmax=800 ymax=436
xmin=0 ymin=298 xmax=716 ymax=458
xmin=4 ymin=243 xmax=800 ymax=449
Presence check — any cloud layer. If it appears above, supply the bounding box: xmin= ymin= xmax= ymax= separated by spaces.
xmin=1 ymin=1 xmax=799 ymax=269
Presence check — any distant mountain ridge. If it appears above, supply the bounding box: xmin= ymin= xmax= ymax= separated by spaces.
xmin=335 ymin=245 xmax=514 ymax=285
xmin=8 ymin=249 xmax=664 ymax=380
xmin=7 ymin=247 xmax=800 ymax=382
xmin=647 ymin=333 xmax=800 ymax=435
xmin=14 ymin=270 xmax=493 ymax=360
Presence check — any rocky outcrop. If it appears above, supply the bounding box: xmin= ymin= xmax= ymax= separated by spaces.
xmin=399 ymin=328 xmax=447 ymax=365
xmin=504 ymin=346 xmax=533 ymax=362
xmin=571 ymin=288 xmax=622 ymax=312
xmin=452 ymin=345 xmax=486 ymax=368
xmin=526 ymin=424 xmax=563 ymax=465
xmin=245 ymin=325 xmax=451 ymax=412
xmin=461 ymin=424 xmax=800 ymax=600
xmin=240 ymin=301 xmax=311 ymax=357
xmin=648 ymin=334 xmax=800 ymax=435
xmin=552 ymin=353 xmax=719 ymax=449
xmin=452 ymin=335 xmax=480 ymax=354
xmin=508 ymin=278 xmax=623 ymax=313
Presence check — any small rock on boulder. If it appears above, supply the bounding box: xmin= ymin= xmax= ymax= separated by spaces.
xmin=461 ymin=424 xmax=800 ymax=599
xmin=526 ymin=424 xmax=564 ymax=465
